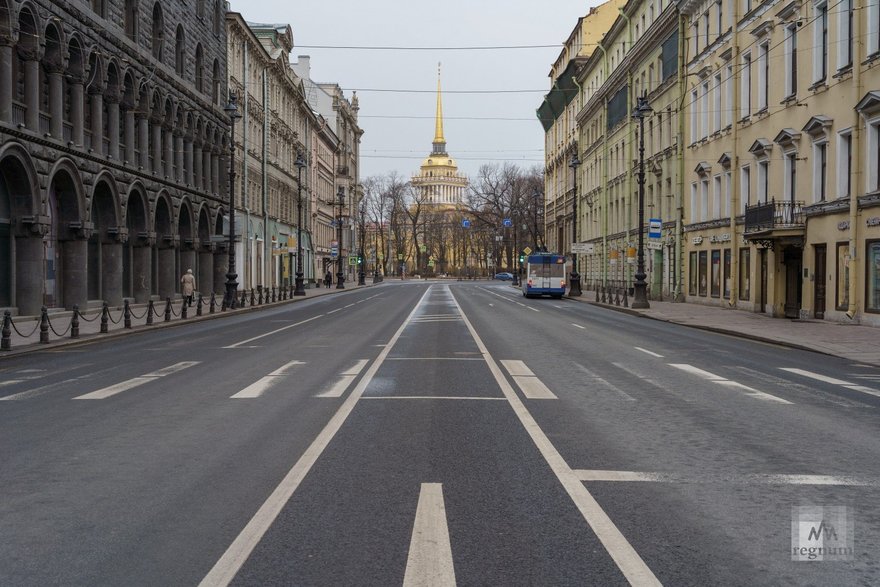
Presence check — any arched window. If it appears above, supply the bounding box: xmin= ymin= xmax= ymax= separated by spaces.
xmin=175 ymin=25 xmax=185 ymax=76
xmin=213 ymin=1 xmax=222 ymax=37
xmin=124 ymin=0 xmax=138 ymax=41
xmin=195 ymin=44 xmax=204 ymax=93
xmin=212 ymin=59 xmax=220 ymax=104
xmin=151 ymin=2 xmax=164 ymax=61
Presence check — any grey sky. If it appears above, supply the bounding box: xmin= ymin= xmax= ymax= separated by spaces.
xmin=229 ymin=1 xmax=598 ymax=181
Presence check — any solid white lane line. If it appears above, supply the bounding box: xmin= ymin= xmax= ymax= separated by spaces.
xmin=223 ymin=315 xmax=323 ymax=349
xmin=501 ymin=360 xmax=534 ymax=377
xmin=670 ymin=363 xmax=789 ymax=403
xmin=571 ymin=323 xmax=586 ymax=330
xmin=574 ymin=470 xmax=878 ymax=487
xmin=450 ymin=290 xmax=661 ymax=587
xmin=74 ymin=362 xmax=200 ymax=400
xmin=781 ymin=367 xmax=880 ymax=398
xmin=230 ymin=360 xmax=306 ymax=399
xmin=361 ymin=396 xmax=505 ymax=401
xmin=634 ymin=347 xmax=664 ymax=358
xmin=344 ymin=304 xmax=355 ymax=308
xmin=0 ymin=380 xmax=24 ymax=387
xmin=200 ymin=287 xmax=434 ymax=587
xmin=326 ymin=308 xmax=342 ymax=314
xmin=403 ymin=483 xmax=456 ymax=587
xmin=527 ymin=306 xmax=540 ymax=313
xmin=668 ymin=364 xmax=726 ymax=381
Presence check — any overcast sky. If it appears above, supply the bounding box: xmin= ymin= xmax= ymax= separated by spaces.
xmin=228 ymin=1 xmax=600 ymax=181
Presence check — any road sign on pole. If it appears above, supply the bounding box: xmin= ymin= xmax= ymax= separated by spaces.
xmin=522 ymin=246 xmax=533 ymax=256
xmin=571 ymin=243 xmax=594 ymax=254
xmin=649 ymin=218 xmax=662 ymax=239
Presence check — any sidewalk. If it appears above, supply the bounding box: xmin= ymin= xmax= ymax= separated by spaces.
xmin=571 ymin=292 xmax=880 ymax=367
xmin=1 ymin=282 xmax=376 ymax=358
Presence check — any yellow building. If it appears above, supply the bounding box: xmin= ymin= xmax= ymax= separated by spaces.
xmin=679 ymin=0 xmax=880 ymax=325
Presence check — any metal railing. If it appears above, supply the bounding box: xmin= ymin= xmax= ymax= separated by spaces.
xmin=744 ymin=199 xmax=805 ymax=233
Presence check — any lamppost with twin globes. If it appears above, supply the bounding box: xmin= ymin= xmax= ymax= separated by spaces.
xmin=335 ymin=186 xmax=346 ymax=289
xmin=293 ymin=152 xmax=307 ymax=296
xmin=568 ymin=150 xmax=582 ymax=297
xmin=631 ymin=94 xmax=653 ymax=309
xmin=222 ymin=92 xmax=242 ymax=309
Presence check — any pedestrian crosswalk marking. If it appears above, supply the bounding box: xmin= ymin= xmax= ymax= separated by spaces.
xmin=670 ymin=363 xmax=791 ymax=404
xmin=781 ymin=368 xmax=880 ymax=398
xmin=230 ymin=360 xmax=307 ymax=399
xmin=73 ymin=362 xmax=200 ymax=400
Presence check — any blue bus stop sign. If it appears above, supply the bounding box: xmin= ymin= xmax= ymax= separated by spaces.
xmin=502 ymin=218 xmax=512 ymax=227
xmin=462 ymin=219 xmax=471 ymax=228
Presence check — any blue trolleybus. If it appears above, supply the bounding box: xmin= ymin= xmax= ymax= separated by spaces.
xmin=521 ymin=253 xmax=567 ymax=299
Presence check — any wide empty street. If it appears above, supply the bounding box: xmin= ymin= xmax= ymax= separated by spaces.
xmin=1 ymin=281 xmax=878 ymax=586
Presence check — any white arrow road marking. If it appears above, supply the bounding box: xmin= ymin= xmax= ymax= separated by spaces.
xmin=316 ymin=360 xmax=369 ymax=398
xmin=501 ymin=360 xmax=557 ymax=399
xmin=670 ymin=364 xmax=791 ymax=404
xmin=781 ymin=368 xmax=880 ymax=398
xmin=403 ymin=483 xmax=456 ymax=587
xmin=73 ymin=362 xmax=200 ymax=400
xmin=230 ymin=360 xmax=307 ymax=399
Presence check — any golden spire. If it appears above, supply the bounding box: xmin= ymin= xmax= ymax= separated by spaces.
xmin=432 ymin=62 xmax=447 ymax=155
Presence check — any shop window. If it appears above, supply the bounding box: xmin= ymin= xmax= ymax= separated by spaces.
xmin=699 ymin=250 xmax=708 ymax=296
xmin=867 ymin=240 xmax=880 ymax=312
xmin=689 ymin=252 xmax=698 ymax=295
xmin=837 ymin=242 xmax=850 ymax=310
xmin=711 ymin=249 xmax=721 ymax=297
xmin=739 ymin=248 xmax=751 ymax=300
xmin=723 ymin=249 xmax=732 ymax=298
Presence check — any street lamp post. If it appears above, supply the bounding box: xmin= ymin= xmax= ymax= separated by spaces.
xmin=293 ymin=153 xmax=307 ymax=296
xmin=336 ymin=186 xmax=345 ymax=289
xmin=568 ymin=151 xmax=582 ymax=297
xmin=631 ymin=94 xmax=653 ymax=309
xmin=222 ymin=92 xmax=242 ymax=309
xmin=358 ymin=200 xmax=366 ymax=286
xmin=533 ymin=186 xmax=540 ymax=251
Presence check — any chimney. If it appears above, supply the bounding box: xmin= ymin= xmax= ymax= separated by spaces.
xmin=296 ymin=55 xmax=311 ymax=77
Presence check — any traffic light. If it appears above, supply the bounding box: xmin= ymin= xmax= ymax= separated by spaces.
xmin=518 ymin=253 xmax=525 ymax=264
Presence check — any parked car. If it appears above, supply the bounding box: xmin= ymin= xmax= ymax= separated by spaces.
xmin=494 ymin=272 xmax=514 ymax=281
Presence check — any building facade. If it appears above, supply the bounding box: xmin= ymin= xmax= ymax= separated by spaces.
xmin=679 ymin=0 xmax=880 ymax=325
xmin=0 ymin=0 xmax=230 ymax=316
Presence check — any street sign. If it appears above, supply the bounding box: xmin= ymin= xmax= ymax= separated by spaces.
xmin=502 ymin=218 xmax=512 ymax=227
xmin=571 ymin=243 xmax=594 ymax=254
xmin=495 ymin=235 xmax=503 ymax=241
xmin=646 ymin=241 xmax=663 ymax=250
xmin=348 ymin=255 xmax=358 ymax=265
xmin=428 ymin=260 xmax=435 ymax=267
xmin=522 ymin=246 xmax=532 ymax=256
xmin=398 ymin=254 xmax=404 ymax=260
xmin=462 ymin=219 xmax=471 ymax=228
xmin=419 ymin=244 xmax=427 ymax=253
xmin=649 ymin=218 xmax=662 ymax=239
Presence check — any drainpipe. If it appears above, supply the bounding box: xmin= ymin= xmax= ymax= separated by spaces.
xmin=619 ymin=8 xmax=634 ymax=292
xmin=594 ymin=42 xmax=610 ymax=287
xmin=674 ymin=11 xmax=687 ymax=302
xmin=728 ymin=1 xmax=742 ymax=308
xmin=572 ymin=75 xmax=583 ymax=279
xmin=242 ymin=41 xmax=251 ymax=288
xmin=847 ymin=0 xmax=863 ymax=320
xmin=262 ymin=69 xmax=270 ymax=288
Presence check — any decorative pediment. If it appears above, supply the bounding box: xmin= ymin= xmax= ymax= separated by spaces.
xmin=801 ymin=115 xmax=833 ymax=137
xmin=751 ymin=21 xmax=775 ymax=38
xmin=773 ymin=128 xmax=802 ymax=149
xmin=749 ymin=138 xmax=773 ymax=157
xmin=718 ymin=152 xmax=733 ymax=168
xmin=775 ymin=1 xmax=802 ymax=22
xmin=719 ymin=47 xmax=733 ymax=61
xmin=855 ymin=91 xmax=880 ymax=116
xmin=694 ymin=161 xmax=712 ymax=176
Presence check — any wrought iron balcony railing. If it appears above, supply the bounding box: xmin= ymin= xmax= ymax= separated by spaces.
xmin=744 ymin=199 xmax=805 ymax=233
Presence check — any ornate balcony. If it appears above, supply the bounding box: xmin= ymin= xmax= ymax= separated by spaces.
xmin=744 ymin=199 xmax=805 ymax=247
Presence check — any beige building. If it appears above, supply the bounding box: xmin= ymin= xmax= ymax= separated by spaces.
xmin=571 ymin=0 xmax=684 ymax=300
xmin=678 ymin=0 xmax=880 ymax=325
xmin=540 ymin=0 xmax=625 ymax=260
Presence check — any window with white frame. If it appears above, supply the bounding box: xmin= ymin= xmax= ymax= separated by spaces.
xmin=784 ymin=24 xmax=798 ymax=98
xmin=784 ymin=151 xmax=797 ymax=202
xmin=741 ymin=53 xmax=752 ymax=118
xmin=691 ymin=182 xmax=698 ymax=222
xmin=691 ymin=89 xmax=699 ymax=143
xmin=741 ymin=165 xmax=751 ymax=213
xmin=758 ymin=42 xmax=769 ymax=111
xmin=713 ymin=174 xmax=722 ymax=218
xmin=868 ymin=118 xmax=880 ymax=193
xmin=695 ymin=20 xmax=700 ymax=54
xmin=868 ymin=0 xmax=880 ymax=55
xmin=701 ymin=178 xmax=710 ymax=221
xmin=723 ymin=170 xmax=732 ymax=217
xmin=814 ymin=1 xmax=828 ymax=82
xmin=745 ymin=0 xmax=752 ymax=14
xmin=837 ymin=130 xmax=852 ymax=197
xmin=838 ymin=0 xmax=853 ymax=70
xmin=813 ymin=140 xmax=828 ymax=202
xmin=716 ymin=0 xmax=723 ymax=34
xmin=713 ymin=73 xmax=722 ymax=133
xmin=704 ymin=12 xmax=710 ymax=46
xmin=701 ymin=81 xmax=710 ymax=139
xmin=724 ymin=64 xmax=733 ymax=127
xmin=757 ymin=159 xmax=769 ymax=203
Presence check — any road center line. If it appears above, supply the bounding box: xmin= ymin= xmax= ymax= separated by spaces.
xmin=223 ymin=315 xmax=323 ymax=349
xmin=403 ymin=483 xmax=456 ymax=587
xmin=200 ymin=287 xmax=434 ymax=587
xmin=450 ymin=289 xmax=661 ymax=586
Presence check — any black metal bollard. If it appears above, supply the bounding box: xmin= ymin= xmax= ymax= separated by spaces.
xmin=596 ymin=287 xmax=601 ymax=302
xmin=601 ymin=286 xmax=607 ymax=304
xmin=181 ymin=299 xmax=188 ymax=320
xmin=124 ymin=300 xmax=132 ymax=329
xmin=257 ymin=286 xmax=263 ymax=305
xmin=147 ymin=300 xmax=155 ymax=325
xmin=196 ymin=295 xmax=203 ymax=316
xmin=249 ymin=289 xmax=255 ymax=306
xmin=1 ymin=310 xmax=11 ymax=351
xmin=71 ymin=305 xmax=80 ymax=338
xmin=101 ymin=302 xmax=110 ymax=333
xmin=623 ymin=288 xmax=629 ymax=308
xmin=210 ymin=293 xmax=217 ymax=314
xmin=40 ymin=306 xmax=49 ymax=343
xmin=615 ymin=288 xmax=621 ymax=306
xmin=165 ymin=297 xmax=172 ymax=322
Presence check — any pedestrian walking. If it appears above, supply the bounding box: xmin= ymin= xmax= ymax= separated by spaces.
xmin=181 ymin=269 xmax=196 ymax=306
xmin=324 ymin=270 xmax=333 ymax=288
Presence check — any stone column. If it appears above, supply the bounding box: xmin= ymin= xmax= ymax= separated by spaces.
xmin=199 ymin=250 xmax=214 ymax=295
xmin=133 ymin=241 xmax=152 ymax=303
xmin=214 ymin=249 xmax=229 ymax=294
xmin=47 ymin=67 xmax=64 ymax=139
xmin=23 ymin=55 xmax=40 ymax=131
xmin=184 ymin=136 xmax=194 ymax=187
xmin=194 ymin=140 xmax=203 ymax=191
xmin=163 ymin=125 xmax=174 ymax=179
xmin=211 ymin=148 xmax=220 ymax=196
xmin=137 ymin=114 xmax=149 ymax=170
xmin=101 ymin=234 xmax=123 ymax=306
xmin=0 ymin=41 xmax=12 ymax=122
xmin=202 ymin=147 xmax=212 ymax=193
xmin=70 ymin=78 xmax=85 ymax=147
xmin=107 ymin=95 xmax=120 ymax=160
xmin=175 ymin=131 xmax=185 ymax=183
xmin=90 ymin=89 xmax=103 ymax=154
xmin=15 ymin=233 xmax=45 ymax=316
xmin=124 ymin=107 xmax=136 ymax=165
xmin=158 ymin=246 xmax=176 ymax=298
xmin=152 ymin=121 xmax=163 ymax=176
xmin=61 ymin=238 xmax=89 ymax=309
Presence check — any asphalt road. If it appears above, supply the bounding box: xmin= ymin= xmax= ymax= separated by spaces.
xmin=1 ymin=280 xmax=879 ymax=586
